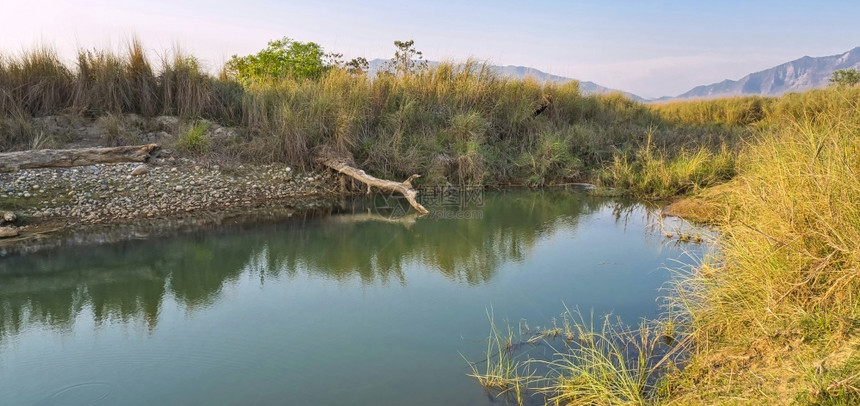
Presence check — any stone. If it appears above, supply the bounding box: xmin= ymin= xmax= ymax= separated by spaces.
xmin=174 ymin=185 xmax=184 ymax=192
xmin=130 ymin=164 xmax=150 ymax=176
xmin=0 ymin=227 xmax=18 ymax=238
xmin=3 ymin=212 xmax=16 ymax=223
xmin=154 ymin=115 xmax=180 ymax=128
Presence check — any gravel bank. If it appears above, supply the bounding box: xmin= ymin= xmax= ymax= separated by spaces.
xmin=0 ymin=158 xmax=339 ymax=239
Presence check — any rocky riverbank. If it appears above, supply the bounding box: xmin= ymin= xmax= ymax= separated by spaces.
xmin=0 ymin=157 xmax=340 ymax=251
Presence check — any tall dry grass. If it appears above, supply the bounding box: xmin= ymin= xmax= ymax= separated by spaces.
xmin=666 ymin=86 xmax=860 ymax=403
xmin=1 ymin=43 xmax=742 ymax=188
xmin=211 ymin=58 xmax=706 ymax=181
xmin=651 ymin=96 xmax=770 ymax=126
xmin=0 ymin=42 xmax=237 ymax=150
xmin=599 ymin=130 xmax=736 ymax=199
xmin=465 ymin=87 xmax=860 ymax=404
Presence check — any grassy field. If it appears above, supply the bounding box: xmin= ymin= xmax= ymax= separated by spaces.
xmin=3 ymin=43 xmax=858 ymax=404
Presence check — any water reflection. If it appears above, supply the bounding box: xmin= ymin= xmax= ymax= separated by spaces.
xmin=0 ymin=189 xmax=654 ymax=341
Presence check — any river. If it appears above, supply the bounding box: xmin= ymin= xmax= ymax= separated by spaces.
xmin=0 ymin=188 xmax=708 ymax=405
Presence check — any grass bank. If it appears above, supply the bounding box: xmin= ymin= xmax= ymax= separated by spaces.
xmin=469 ymin=87 xmax=860 ymax=404
xmin=1 ymin=42 xmax=741 ymax=193
xmin=666 ymin=86 xmax=860 ymax=404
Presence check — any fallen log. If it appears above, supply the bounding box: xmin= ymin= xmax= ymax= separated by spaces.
xmin=320 ymin=157 xmax=429 ymax=215
xmin=0 ymin=144 xmax=161 ymax=172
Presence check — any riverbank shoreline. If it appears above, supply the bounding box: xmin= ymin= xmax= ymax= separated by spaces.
xmin=0 ymin=156 xmax=344 ymax=256
xmin=1 ymin=148 xmax=704 ymax=257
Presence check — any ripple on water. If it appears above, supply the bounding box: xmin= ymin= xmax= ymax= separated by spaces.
xmin=50 ymin=382 xmax=113 ymax=406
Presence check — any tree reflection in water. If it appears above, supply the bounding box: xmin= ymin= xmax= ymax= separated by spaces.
xmin=0 ymin=189 xmax=648 ymax=340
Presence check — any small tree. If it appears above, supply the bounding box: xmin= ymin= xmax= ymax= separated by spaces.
xmin=382 ymin=40 xmax=428 ymax=76
xmin=324 ymin=53 xmax=369 ymax=76
xmin=829 ymin=68 xmax=860 ymax=87
xmin=344 ymin=57 xmax=369 ymax=75
xmin=225 ymin=37 xmax=327 ymax=85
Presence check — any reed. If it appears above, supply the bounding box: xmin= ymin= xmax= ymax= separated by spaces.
xmin=665 ymin=86 xmax=860 ymax=404
xmin=3 ymin=43 xmax=741 ymax=189
xmin=599 ymin=130 xmax=736 ymax=199
xmin=538 ymin=313 xmax=664 ymax=406
xmin=465 ymin=87 xmax=860 ymax=404
xmin=463 ymin=310 xmax=532 ymax=405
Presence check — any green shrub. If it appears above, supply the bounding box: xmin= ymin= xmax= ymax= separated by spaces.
xmin=175 ymin=121 xmax=210 ymax=155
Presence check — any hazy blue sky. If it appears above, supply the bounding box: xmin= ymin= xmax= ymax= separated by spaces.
xmin=3 ymin=0 xmax=859 ymax=98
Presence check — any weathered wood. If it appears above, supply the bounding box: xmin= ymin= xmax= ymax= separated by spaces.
xmin=0 ymin=144 xmax=161 ymax=172
xmin=320 ymin=157 xmax=429 ymax=215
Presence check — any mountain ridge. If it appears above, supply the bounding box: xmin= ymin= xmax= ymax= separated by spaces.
xmin=657 ymin=47 xmax=860 ymax=101
xmin=366 ymin=58 xmax=645 ymax=102
xmin=366 ymin=46 xmax=860 ymax=103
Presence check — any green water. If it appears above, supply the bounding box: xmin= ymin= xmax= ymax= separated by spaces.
xmin=0 ymin=189 xmax=706 ymax=405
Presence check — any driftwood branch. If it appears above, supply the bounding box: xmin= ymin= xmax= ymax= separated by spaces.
xmin=320 ymin=157 xmax=429 ymax=215
xmin=0 ymin=144 xmax=161 ymax=172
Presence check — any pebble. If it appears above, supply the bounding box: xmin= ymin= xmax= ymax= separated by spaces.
xmin=0 ymin=161 xmax=332 ymax=227
xmin=130 ymin=164 xmax=150 ymax=176
xmin=0 ymin=227 xmax=19 ymax=238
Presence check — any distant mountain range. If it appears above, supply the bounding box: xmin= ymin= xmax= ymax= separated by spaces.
xmin=488 ymin=65 xmax=646 ymax=102
xmin=368 ymin=46 xmax=860 ymax=102
xmin=366 ymin=59 xmax=645 ymax=102
xmin=654 ymin=47 xmax=860 ymax=101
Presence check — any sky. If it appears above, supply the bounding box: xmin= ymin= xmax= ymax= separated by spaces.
xmin=2 ymin=0 xmax=859 ymax=99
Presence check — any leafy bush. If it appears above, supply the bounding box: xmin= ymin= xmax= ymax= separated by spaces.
xmin=830 ymin=68 xmax=860 ymax=87
xmin=225 ymin=37 xmax=328 ymax=85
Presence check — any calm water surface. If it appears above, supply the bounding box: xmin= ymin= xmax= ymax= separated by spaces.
xmin=0 ymin=189 xmax=707 ymax=405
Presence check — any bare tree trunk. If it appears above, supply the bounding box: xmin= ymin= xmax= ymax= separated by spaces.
xmin=320 ymin=157 xmax=429 ymax=215
xmin=0 ymin=144 xmax=161 ymax=173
